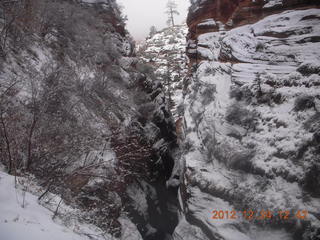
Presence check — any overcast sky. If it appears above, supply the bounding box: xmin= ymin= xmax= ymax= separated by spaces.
xmin=118 ymin=0 xmax=190 ymax=41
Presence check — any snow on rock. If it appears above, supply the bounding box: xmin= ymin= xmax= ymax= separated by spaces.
xmin=119 ymin=216 xmax=143 ymax=240
xmin=263 ymin=0 xmax=283 ymax=9
xmin=178 ymin=6 xmax=320 ymax=240
xmin=197 ymin=18 xmax=217 ymax=27
xmin=173 ymin=215 xmax=210 ymax=240
xmin=137 ymin=25 xmax=188 ymax=119
xmin=126 ymin=182 xmax=149 ymax=219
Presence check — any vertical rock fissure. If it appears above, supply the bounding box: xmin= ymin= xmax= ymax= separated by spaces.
xmin=125 ymin=147 xmax=180 ymax=240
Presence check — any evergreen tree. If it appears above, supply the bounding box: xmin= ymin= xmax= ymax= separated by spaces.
xmin=149 ymin=25 xmax=157 ymax=37
xmin=165 ymin=0 xmax=179 ymax=27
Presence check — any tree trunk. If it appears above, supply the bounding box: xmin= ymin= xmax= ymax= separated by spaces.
xmin=170 ymin=9 xmax=175 ymax=26
xmin=0 ymin=113 xmax=13 ymax=174
xmin=26 ymin=114 xmax=37 ymax=170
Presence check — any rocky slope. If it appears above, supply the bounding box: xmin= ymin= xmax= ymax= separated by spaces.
xmin=174 ymin=1 xmax=320 ymax=240
xmin=137 ymin=25 xmax=188 ymax=120
xmin=0 ymin=0 xmax=178 ymax=239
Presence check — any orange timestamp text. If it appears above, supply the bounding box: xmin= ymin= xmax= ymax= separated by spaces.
xmin=211 ymin=210 xmax=308 ymax=221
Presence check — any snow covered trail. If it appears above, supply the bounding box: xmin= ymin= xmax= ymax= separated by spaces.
xmin=0 ymin=171 xmax=112 ymax=240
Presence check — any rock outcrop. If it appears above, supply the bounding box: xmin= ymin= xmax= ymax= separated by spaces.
xmin=187 ymin=0 xmax=320 ymax=39
xmin=177 ymin=1 xmax=320 ymax=240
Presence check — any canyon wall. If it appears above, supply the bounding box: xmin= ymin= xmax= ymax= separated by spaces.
xmin=0 ymin=0 xmax=178 ymax=239
xmin=175 ymin=0 xmax=320 ymax=239
xmin=187 ymin=0 xmax=320 ymax=39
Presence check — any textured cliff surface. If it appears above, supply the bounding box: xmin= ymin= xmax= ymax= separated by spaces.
xmin=176 ymin=1 xmax=320 ymax=240
xmin=187 ymin=0 xmax=320 ymax=41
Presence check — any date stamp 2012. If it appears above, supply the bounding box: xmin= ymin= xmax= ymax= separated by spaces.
xmin=211 ymin=210 xmax=308 ymax=221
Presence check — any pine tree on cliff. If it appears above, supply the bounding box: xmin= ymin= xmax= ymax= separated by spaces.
xmin=165 ymin=0 xmax=179 ymax=27
xmin=149 ymin=26 xmax=157 ymax=37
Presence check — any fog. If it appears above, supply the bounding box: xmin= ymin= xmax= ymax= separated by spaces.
xmin=118 ymin=0 xmax=190 ymax=41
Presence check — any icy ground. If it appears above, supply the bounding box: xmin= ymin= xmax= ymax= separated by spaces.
xmin=0 ymin=169 xmax=144 ymax=240
xmin=0 ymin=170 xmax=112 ymax=240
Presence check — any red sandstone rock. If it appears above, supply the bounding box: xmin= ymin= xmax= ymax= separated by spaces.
xmin=187 ymin=0 xmax=320 ymax=39
xmin=186 ymin=0 xmax=320 ymax=63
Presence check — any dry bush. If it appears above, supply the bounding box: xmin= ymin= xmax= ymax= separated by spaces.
xmin=226 ymin=103 xmax=257 ymax=131
xmin=293 ymin=95 xmax=315 ymax=112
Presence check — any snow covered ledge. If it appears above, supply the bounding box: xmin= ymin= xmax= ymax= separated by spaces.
xmin=0 ymin=169 xmax=143 ymax=240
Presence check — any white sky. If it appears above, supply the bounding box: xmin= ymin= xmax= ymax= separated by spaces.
xmin=118 ymin=0 xmax=190 ymax=41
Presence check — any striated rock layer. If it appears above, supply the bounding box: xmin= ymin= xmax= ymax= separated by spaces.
xmin=176 ymin=1 xmax=320 ymax=240
xmin=187 ymin=0 xmax=320 ymax=40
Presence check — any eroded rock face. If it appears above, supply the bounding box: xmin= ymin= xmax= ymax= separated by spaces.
xmin=178 ymin=1 xmax=320 ymax=240
xmin=187 ymin=0 xmax=320 ymax=40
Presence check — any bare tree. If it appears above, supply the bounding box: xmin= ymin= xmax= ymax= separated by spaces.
xmin=165 ymin=0 xmax=179 ymax=27
xmin=26 ymin=79 xmax=41 ymax=170
xmin=0 ymin=110 xmax=13 ymax=173
xmin=0 ymin=0 xmax=24 ymax=56
xmin=0 ymin=79 xmax=20 ymax=174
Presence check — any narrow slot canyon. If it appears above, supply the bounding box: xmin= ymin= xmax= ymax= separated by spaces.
xmin=0 ymin=1 xmax=320 ymax=240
